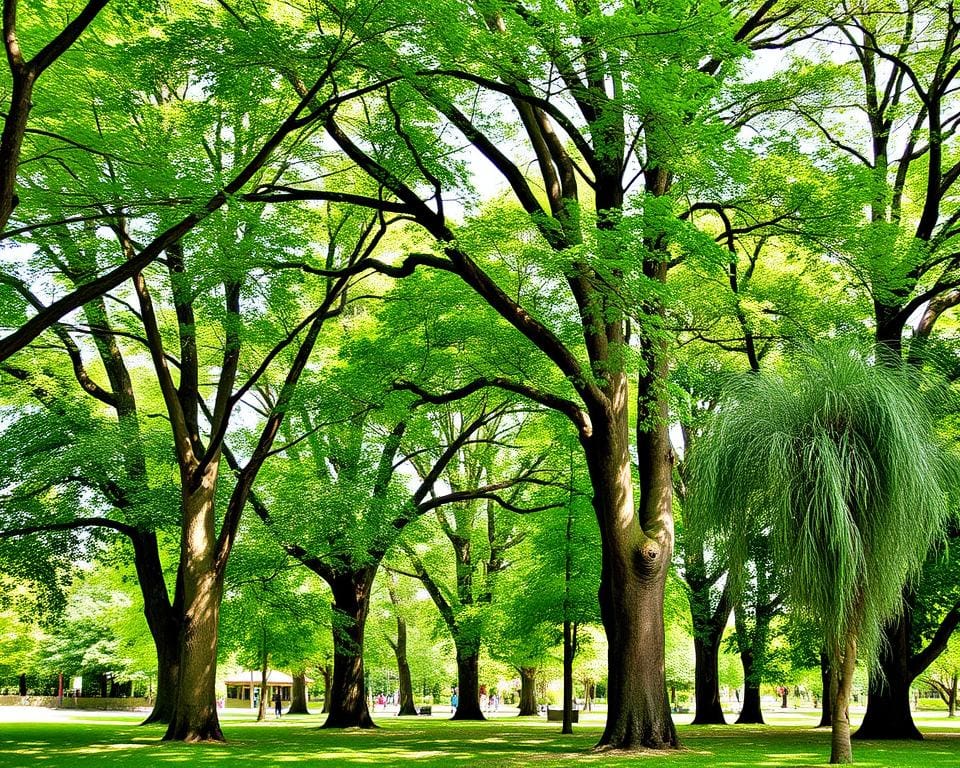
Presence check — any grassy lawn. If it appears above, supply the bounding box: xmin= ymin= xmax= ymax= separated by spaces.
xmin=0 ymin=707 xmax=957 ymax=767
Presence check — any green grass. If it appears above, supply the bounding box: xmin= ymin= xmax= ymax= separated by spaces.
xmin=0 ymin=708 xmax=957 ymax=767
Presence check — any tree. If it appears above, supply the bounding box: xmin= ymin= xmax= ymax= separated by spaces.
xmin=770 ymin=2 xmax=960 ymax=738
xmin=0 ymin=0 xmax=110 ymax=233
xmin=1 ymin=2 xmax=415 ymax=740
xmin=285 ymin=0 xmax=807 ymax=747
xmin=691 ymin=343 xmax=957 ymax=763
xmin=487 ymin=433 xmax=601 ymax=730
xmin=219 ymin=525 xmax=330 ymax=721
xmin=0 ymin=377 xmax=183 ymax=724
xmin=668 ymin=132 xmax=871 ymax=726
xmin=0 ymin=575 xmax=51 ymax=694
xmin=922 ymin=637 xmax=960 ymax=717
xmin=397 ymin=405 xmax=552 ymax=722
xmin=727 ymin=536 xmax=785 ymax=725
xmin=0 ymin=1 xmax=358 ymax=361
xmin=675 ymin=384 xmax=735 ymax=725
xmin=37 ymin=556 xmax=157 ymax=699
xmin=247 ymin=366 xmax=551 ymax=728
xmin=383 ymin=573 xmax=419 ymax=716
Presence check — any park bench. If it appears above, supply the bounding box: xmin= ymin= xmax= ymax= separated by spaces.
xmin=418 ymin=705 xmax=432 ymax=715
xmin=545 ymin=707 xmax=578 ymax=723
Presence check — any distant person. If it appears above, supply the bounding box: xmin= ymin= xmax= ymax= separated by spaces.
xmin=451 ymin=690 xmax=458 ymax=714
xmin=273 ymin=690 xmax=282 ymax=718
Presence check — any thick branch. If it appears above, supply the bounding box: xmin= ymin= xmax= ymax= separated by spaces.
xmin=910 ymin=600 xmax=960 ymax=680
xmin=0 ymin=69 xmax=335 ymax=362
xmin=0 ymin=515 xmax=135 ymax=539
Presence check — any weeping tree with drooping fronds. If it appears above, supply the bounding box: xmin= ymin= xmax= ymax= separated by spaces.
xmin=690 ymin=343 xmax=958 ymax=764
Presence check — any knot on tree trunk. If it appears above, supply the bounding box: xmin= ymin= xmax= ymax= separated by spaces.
xmin=640 ymin=544 xmax=659 ymax=563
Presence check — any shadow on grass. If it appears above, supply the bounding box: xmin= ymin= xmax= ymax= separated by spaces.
xmin=0 ymin=713 xmax=957 ymax=767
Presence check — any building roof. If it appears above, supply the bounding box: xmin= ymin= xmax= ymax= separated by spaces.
xmin=223 ymin=670 xmax=312 ymax=685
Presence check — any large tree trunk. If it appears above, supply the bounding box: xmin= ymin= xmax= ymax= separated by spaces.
xmin=163 ymin=482 xmax=225 ymax=742
xmin=392 ymin=616 xmax=418 ymax=716
xmin=691 ymin=634 xmax=725 ymax=724
xmin=818 ymin=651 xmax=833 ymax=728
xmin=736 ymin=648 xmax=764 ymax=725
xmin=518 ymin=666 xmax=538 ymax=716
xmin=591 ymin=395 xmax=678 ymax=749
xmin=288 ymin=671 xmax=309 ymax=715
xmin=162 ymin=569 xmax=224 ymax=741
xmin=854 ymin=616 xmax=922 ymax=740
xmin=562 ymin=621 xmax=575 ymax=734
xmin=451 ymin=645 xmax=484 ymax=720
xmin=322 ymin=567 xmax=376 ymax=729
xmin=830 ymin=641 xmax=857 ymax=764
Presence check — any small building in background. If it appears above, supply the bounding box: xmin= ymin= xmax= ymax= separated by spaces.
xmin=223 ymin=670 xmax=310 ymax=709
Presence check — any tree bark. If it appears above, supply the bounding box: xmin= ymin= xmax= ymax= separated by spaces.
xmin=321 ymin=665 xmax=332 ymax=714
xmin=392 ymin=616 xmax=418 ymax=716
xmin=562 ymin=621 xmax=574 ymax=733
xmin=257 ymin=653 xmax=268 ymax=721
xmin=591 ymin=396 xmax=678 ymax=749
xmin=162 ymin=570 xmax=224 ymax=741
xmin=163 ymin=482 xmax=225 ymax=743
xmin=288 ymin=671 xmax=309 ymax=715
xmin=830 ymin=641 xmax=857 ymax=764
xmin=818 ymin=651 xmax=833 ymax=728
xmin=854 ymin=615 xmax=922 ymax=740
xmin=451 ymin=646 xmax=484 ymax=720
xmin=736 ymin=648 xmax=764 ymax=725
xmin=321 ymin=567 xmax=376 ymax=728
xmin=518 ymin=666 xmax=538 ymax=716
xmin=680 ymin=490 xmax=733 ymax=728
xmin=0 ymin=69 xmax=35 ymax=232
xmin=17 ymin=674 xmax=26 ymax=696
xmin=691 ymin=634 xmax=725 ymax=724
xmin=142 ymin=629 xmax=180 ymax=725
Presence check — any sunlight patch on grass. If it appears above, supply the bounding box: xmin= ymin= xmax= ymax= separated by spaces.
xmin=77 ymin=743 xmax=148 ymax=752
xmin=1 ymin=711 xmax=958 ymax=767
